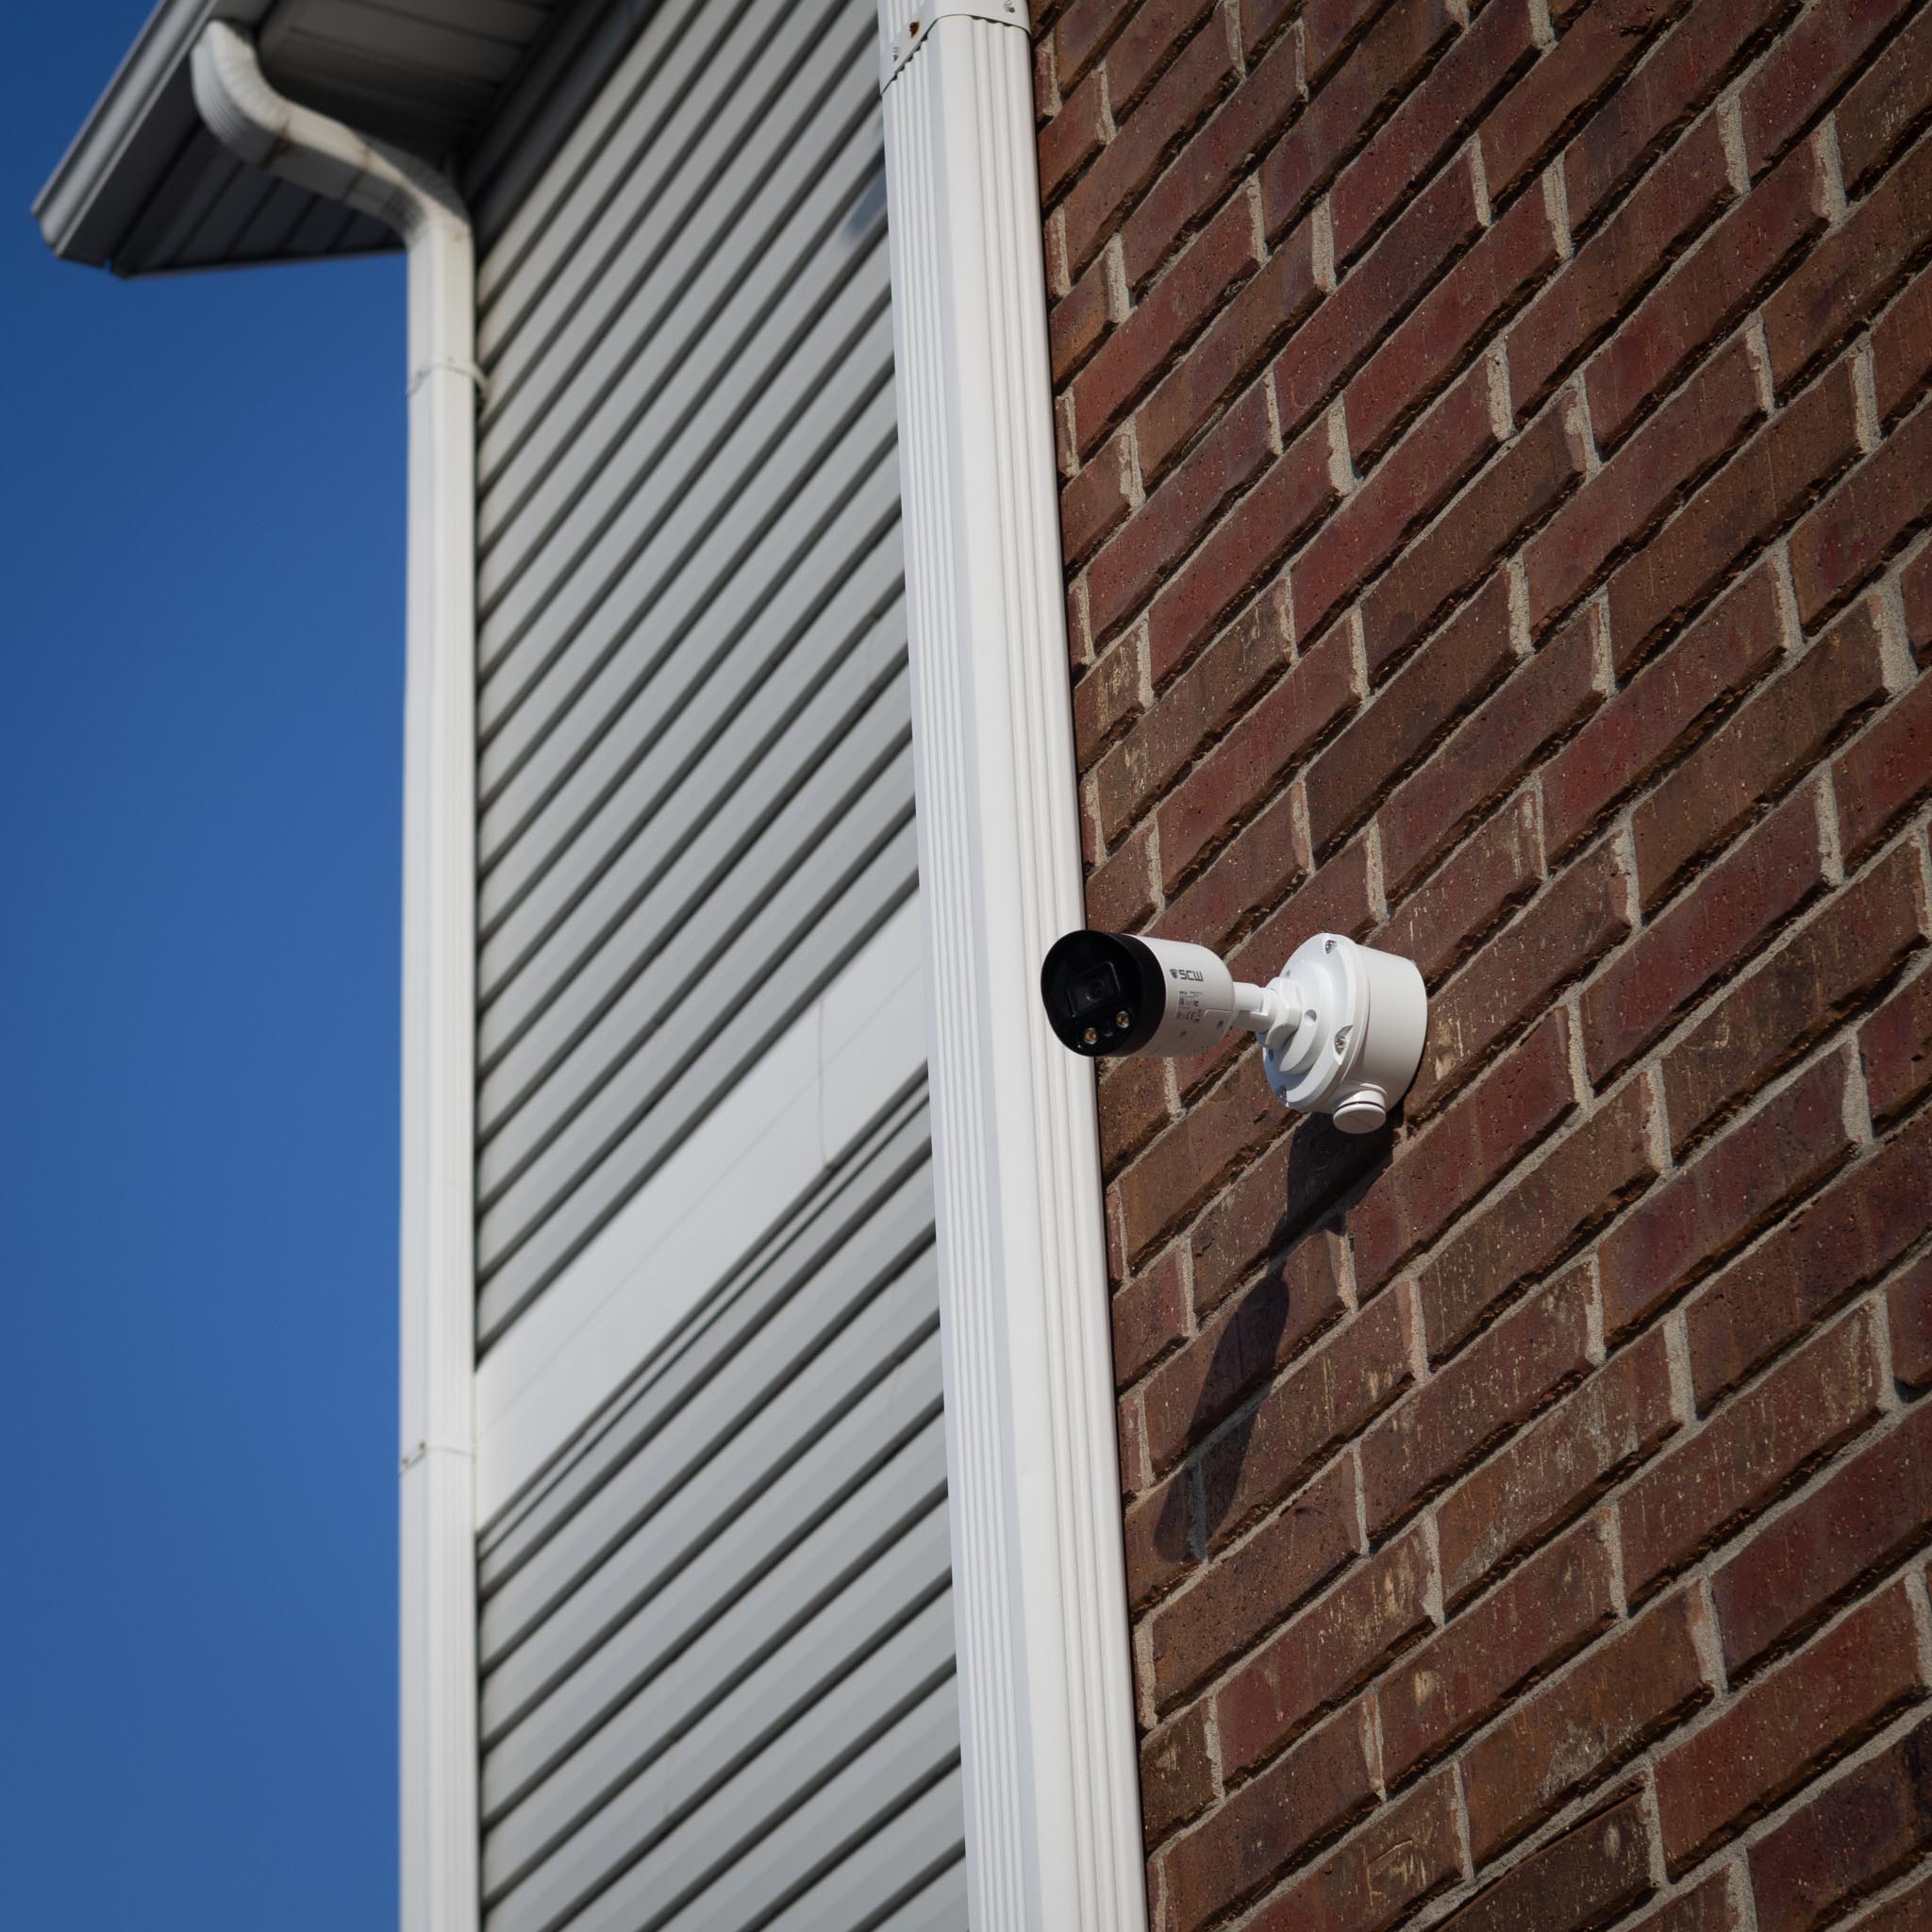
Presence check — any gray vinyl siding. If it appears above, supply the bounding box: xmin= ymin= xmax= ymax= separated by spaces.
xmin=471 ymin=2 xmax=961 ymax=1924
xmin=471 ymin=0 xmax=911 ymax=1345
xmin=477 ymin=1093 xmax=962 ymax=1931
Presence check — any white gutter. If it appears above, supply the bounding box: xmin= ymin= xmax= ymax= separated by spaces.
xmin=191 ymin=25 xmax=479 ymax=1932
xmin=875 ymin=4 xmax=1149 ymax=1927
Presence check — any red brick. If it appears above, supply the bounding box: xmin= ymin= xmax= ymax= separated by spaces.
xmin=1306 ymin=552 xmax=1514 ymax=855
xmin=1136 ymin=225 xmax=1323 ymax=486
xmin=1147 ymin=420 xmax=1341 ymax=686
xmin=1118 ymin=24 xmax=1306 ymax=293
xmin=1226 ymin=836 xmax=1380 ymax=983
xmin=1864 ymin=960 xmax=1932 ymax=1128
xmin=1069 ymin=575 xmax=1094 ymax=675
xmin=1626 ymin=1875 xmax=1744 ymax=1932
xmin=1894 ymin=1256 xmax=1932 ymax=1391
xmin=1349 ymin=183 xmax=1562 ymax=466
xmin=1182 ymin=1124 xmax=1307 ymax=1316
xmin=1661 ymin=1584 xmax=1925 ymax=1873
xmin=1664 ymin=841 xmax=1927 ymax=1149
xmin=1351 ymin=1010 xmax=1576 ymax=1292
xmin=1839 ymin=2 xmax=1932 ymax=192
xmin=1154 ymin=619 xmax=1355 ymax=885
xmin=1450 ymin=1790 xmax=1656 ymax=1927
xmin=1098 ymin=1049 xmax=1173 ymax=1175
xmin=1621 ymin=1303 xmax=1885 ymax=1600
xmin=1377 ymin=1522 xmax=1614 ymax=1785
xmin=1053 ymin=0 xmax=1132 ymax=91
xmin=1104 ymin=0 xmax=1223 ymax=119
xmin=1905 ymin=544 xmax=1932 ymax=663
xmin=1300 ymin=372 xmax=1501 ymax=652
xmin=1074 ymin=634 xmax=1143 ymax=778
xmin=1740 ymin=0 xmax=1918 ymax=174
xmin=1874 ymin=260 xmax=1932 ymax=426
xmin=1438 ymin=1325 xmax=1677 ymax=1604
xmin=1842 ymin=1869 xmax=1932 ymax=1932
xmin=1301 ymin=0 xmax=1392 ymax=80
xmin=1274 ymin=151 xmax=1487 ymax=448
xmin=1051 ymin=251 xmax=1112 ymax=384
xmin=1763 ymin=125 xmax=1932 ymax=391
xmin=1199 ymin=1289 xmax=1412 ymax=1542
xmin=1162 ymin=1702 xmax=1377 ymax=1932
xmin=1330 ymin=0 xmax=1541 ymax=265
xmin=1139 ymin=1700 xmax=1216 ymax=1847
xmin=1112 ymin=1244 xmax=1186 ymax=1388
xmin=1544 ymin=560 xmax=1785 ymax=860
xmin=1713 ymin=1402 xmax=1932 ymax=1678
xmin=1124 ymin=1457 xmax=1194 ymax=1608
xmin=1242 ymin=1769 xmax=1462 ymax=1932
xmin=1061 ymin=16 xmax=1238 ymax=276
xmin=1609 ymin=361 xmax=1863 ymax=671
xmin=1184 ymin=1079 xmax=1374 ymax=1320
xmin=1093 ymin=579 xmax=1285 ymax=840
xmin=1514 ymin=115 xmax=1737 ymax=418
xmin=1421 ymin=1078 xmax=1662 ymax=1359
xmin=1155 ymin=786 xmax=1306 ymax=962
xmin=1605 ymin=1052 xmax=1857 ymax=1341
xmin=1215 ymin=1526 xmax=1434 ymax=1776
xmin=1085 ymin=817 xmax=1157 ymax=929
xmin=1561 ymin=0 xmax=1794 ymax=230
xmin=1792 ymin=397 xmax=1932 ymax=625
xmin=1589 ymin=141 xmax=1829 ymax=452
xmin=1837 ymin=674 xmax=1932 ymax=865
xmin=1634 ymin=596 xmax=1890 ymax=908
xmin=1141 ymin=1227 xmax=1346 ymax=1473
xmin=1460 ymin=1591 xmax=1712 ymax=1862
xmin=1684 ymin=1109 xmax=1932 ymax=1407
xmin=1146 ymin=1456 xmax=1357 ymax=1709
xmin=1582 ymin=786 xmax=1829 ymax=1084
xmin=1361 ymin=400 xmax=1587 ymax=675
xmin=1409 ymin=838 xmax=1631 ymax=1117
xmin=1527 ymin=337 xmax=1763 ymax=634
xmin=1380 ymin=791 xmax=1546 ymax=984
xmin=1747 ymin=1714 xmax=1932 ymax=1932
xmin=1258 ymin=0 xmax=1458 ymax=242
xmin=1363 ymin=1265 xmax=1593 ymax=1534
xmin=1063 ymin=431 xmax=1138 ymax=575
xmin=1481 ymin=0 xmax=1678 ymax=207
xmin=1041 ymin=66 xmax=1108 ymax=204
xmin=1070 ymin=192 xmax=1259 ymax=460
xmin=1118 ymin=1054 xmax=1286 ymax=1262
xmin=1381 ymin=609 xmax=1600 ymax=897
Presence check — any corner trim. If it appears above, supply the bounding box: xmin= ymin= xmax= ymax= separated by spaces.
xmin=876 ymin=9 xmax=1150 ymax=1927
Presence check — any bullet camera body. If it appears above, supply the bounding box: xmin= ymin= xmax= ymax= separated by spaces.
xmin=1038 ymin=929 xmax=1246 ymax=1059
xmin=1041 ymin=927 xmax=1428 ymax=1134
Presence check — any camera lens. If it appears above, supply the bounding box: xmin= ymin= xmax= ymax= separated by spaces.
xmin=1064 ymin=962 xmax=1121 ymax=1020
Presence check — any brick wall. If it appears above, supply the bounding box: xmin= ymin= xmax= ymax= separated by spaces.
xmin=1034 ymin=0 xmax=1932 ymax=1924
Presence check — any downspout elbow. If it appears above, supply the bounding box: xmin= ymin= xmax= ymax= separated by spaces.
xmin=190 ymin=21 xmax=467 ymax=250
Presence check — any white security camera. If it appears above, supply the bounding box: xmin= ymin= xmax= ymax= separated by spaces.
xmin=1039 ymin=929 xmax=1428 ymax=1134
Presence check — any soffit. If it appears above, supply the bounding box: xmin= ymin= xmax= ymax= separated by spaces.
xmin=36 ymin=0 xmax=571 ymax=276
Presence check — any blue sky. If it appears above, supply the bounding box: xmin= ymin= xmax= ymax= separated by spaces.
xmin=5 ymin=10 xmax=406 ymax=1924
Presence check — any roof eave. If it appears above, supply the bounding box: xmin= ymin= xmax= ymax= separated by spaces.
xmin=34 ymin=0 xmax=271 ymax=268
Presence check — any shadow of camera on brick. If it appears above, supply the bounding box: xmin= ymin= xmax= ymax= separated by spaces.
xmin=1154 ymin=1111 xmax=1394 ymax=1562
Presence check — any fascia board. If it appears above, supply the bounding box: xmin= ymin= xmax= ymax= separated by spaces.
xmin=33 ymin=0 xmax=272 ymax=266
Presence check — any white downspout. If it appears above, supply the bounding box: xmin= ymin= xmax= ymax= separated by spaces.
xmin=191 ymin=25 xmax=478 ymax=1932
xmin=876 ymin=3 xmax=1149 ymax=1926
